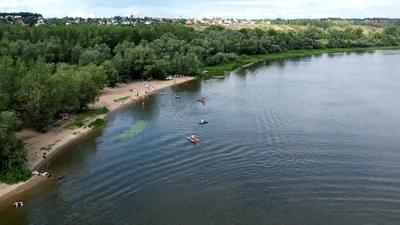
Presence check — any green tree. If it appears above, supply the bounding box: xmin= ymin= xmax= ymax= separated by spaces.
xmin=53 ymin=64 xmax=81 ymax=114
xmin=102 ymin=60 xmax=120 ymax=87
xmin=23 ymin=16 xmax=38 ymax=26
xmin=75 ymin=65 xmax=107 ymax=110
xmin=0 ymin=111 xmax=27 ymax=172
xmin=125 ymin=45 xmax=157 ymax=79
xmin=16 ymin=59 xmax=61 ymax=131
xmin=144 ymin=59 xmax=169 ymax=80
xmin=71 ymin=44 xmax=83 ymax=64
xmin=354 ymin=28 xmax=364 ymax=39
xmin=79 ymin=49 xmax=103 ymax=66
xmin=0 ymin=93 xmax=10 ymax=112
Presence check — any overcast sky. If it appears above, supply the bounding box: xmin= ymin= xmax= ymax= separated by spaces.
xmin=1 ymin=0 xmax=399 ymax=19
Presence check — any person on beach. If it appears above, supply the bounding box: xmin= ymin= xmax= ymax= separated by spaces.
xmin=43 ymin=152 xmax=46 ymax=160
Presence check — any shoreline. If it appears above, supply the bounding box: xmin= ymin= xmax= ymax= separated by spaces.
xmin=0 ymin=76 xmax=196 ymax=201
xmin=203 ymin=46 xmax=400 ymax=74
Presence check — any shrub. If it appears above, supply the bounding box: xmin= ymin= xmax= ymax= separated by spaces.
xmin=88 ymin=118 xmax=105 ymax=128
xmin=0 ymin=167 xmax=32 ymax=184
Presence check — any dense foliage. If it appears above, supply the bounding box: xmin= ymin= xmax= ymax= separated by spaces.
xmin=1 ymin=23 xmax=400 ymax=132
xmin=0 ymin=12 xmax=42 ymax=18
xmin=0 ymin=111 xmax=30 ymax=183
xmin=1 ymin=22 xmax=400 ymax=182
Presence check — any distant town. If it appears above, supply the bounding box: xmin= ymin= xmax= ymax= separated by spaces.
xmin=1 ymin=12 xmax=400 ymax=27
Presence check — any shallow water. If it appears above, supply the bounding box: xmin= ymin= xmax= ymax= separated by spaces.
xmin=2 ymin=50 xmax=400 ymax=224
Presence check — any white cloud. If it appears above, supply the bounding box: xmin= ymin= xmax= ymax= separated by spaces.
xmin=69 ymin=9 xmax=86 ymax=18
xmin=124 ymin=7 xmax=141 ymax=17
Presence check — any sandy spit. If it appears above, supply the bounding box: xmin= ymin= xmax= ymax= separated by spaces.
xmin=0 ymin=76 xmax=196 ymax=200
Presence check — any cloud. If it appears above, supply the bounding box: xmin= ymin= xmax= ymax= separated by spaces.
xmin=124 ymin=7 xmax=141 ymax=17
xmin=3 ymin=0 xmax=400 ymax=18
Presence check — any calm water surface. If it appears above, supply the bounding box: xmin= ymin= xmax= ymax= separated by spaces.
xmin=2 ymin=50 xmax=400 ymax=224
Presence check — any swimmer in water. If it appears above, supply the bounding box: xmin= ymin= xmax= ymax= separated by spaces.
xmin=41 ymin=172 xmax=51 ymax=178
xmin=13 ymin=201 xmax=24 ymax=208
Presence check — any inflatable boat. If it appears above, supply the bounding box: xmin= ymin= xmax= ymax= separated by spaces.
xmin=175 ymin=96 xmax=180 ymax=98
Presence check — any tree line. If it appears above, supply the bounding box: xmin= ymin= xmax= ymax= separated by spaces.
xmin=271 ymin=18 xmax=396 ymax=28
xmin=1 ymin=22 xmax=400 ymax=182
xmin=0 ymin=12 xmax=42 ymax=18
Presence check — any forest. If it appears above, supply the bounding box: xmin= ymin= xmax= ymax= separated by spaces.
xmin=1 ymin=22 xmax=400 ymax=183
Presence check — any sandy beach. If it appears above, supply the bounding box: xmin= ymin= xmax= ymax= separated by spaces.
xmin=0 ymin=76 xmax=195 ymax=200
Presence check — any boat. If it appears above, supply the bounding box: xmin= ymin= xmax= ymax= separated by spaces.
xmin=199 ymin=120 xmax=208 ymax=124
xmin=161 ymin=92 xmax=166 ymax=95
xmin=175 ymin=96 xmax=180 ymax=98
xmin=187 ymin=135 xmax=200 ymax=143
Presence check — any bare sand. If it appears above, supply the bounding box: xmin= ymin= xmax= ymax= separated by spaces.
xmin=0 ymin=76 xmax=195 ymax=200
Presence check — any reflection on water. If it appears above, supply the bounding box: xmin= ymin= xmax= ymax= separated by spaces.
xmin=2 ymin=50 xmax=400 ymax=224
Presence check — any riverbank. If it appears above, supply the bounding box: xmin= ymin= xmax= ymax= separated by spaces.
xmin=203 ymin=46 xmax=400 ymax=74
xmin=0 ymin=76 xmax=195 ymax=200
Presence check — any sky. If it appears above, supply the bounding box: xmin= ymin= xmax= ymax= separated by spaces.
xmin=1 ymin=0 xmax=400 ymax=19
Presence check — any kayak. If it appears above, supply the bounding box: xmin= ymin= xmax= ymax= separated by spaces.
xmin=187 ymin=136 xmax=200 ymax=143
xmin=199 ymin=120 xmax=208 ymax=124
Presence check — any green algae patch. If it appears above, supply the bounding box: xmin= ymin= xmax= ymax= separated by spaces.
xmin=116 ymin=121 xmax=149 ymax=140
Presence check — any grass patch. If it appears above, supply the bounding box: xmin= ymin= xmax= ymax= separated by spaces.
xmin=0 ymin=167 xmax=32 ymax=184
xmin=116 ymin=121 xmax=149 ymax=141
xmin=65 ymin=120 xmax=84 ymax=129
xmin=40 ymin=143 xmax=54 ymax=151
xmin=79 ymin=107 xmax=110 ymax=118
xmin=65 ymin=107 xmax=109 ymax=128
xmin=113 ymin=96 xmax=131 ymax=102
xmin=88 ymin=118 xmax=105 ymax=128
xmin=203 ymin=46 xmax=400 ymax=75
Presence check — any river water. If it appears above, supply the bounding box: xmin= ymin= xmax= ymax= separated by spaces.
xmin=2 ymin=50 xmax=400 ymax=225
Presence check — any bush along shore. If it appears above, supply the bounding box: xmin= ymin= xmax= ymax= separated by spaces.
xmin=2 ymin=21 xmax=400 ymax=185
xmin=203 ymin=46 xmax=400 ymax=74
